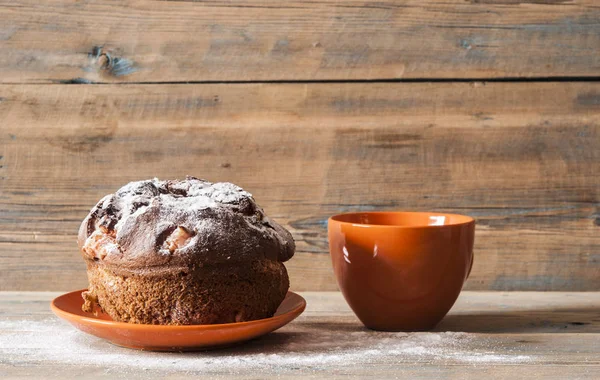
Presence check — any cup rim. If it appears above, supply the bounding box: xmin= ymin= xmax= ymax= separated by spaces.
xmin=328 ymin=211 xmax=475 ymax=228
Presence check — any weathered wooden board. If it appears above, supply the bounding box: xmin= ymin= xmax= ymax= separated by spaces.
xmin=2 ymin=0 xmax=600 ymax=83
xmin=0 ymin=82 xmax=598 ymax=291
xmin=1 ymin=291 xmax=599 ymax=378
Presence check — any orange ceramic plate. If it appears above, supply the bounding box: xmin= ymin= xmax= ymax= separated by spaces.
xmin=51 ymin=289 xmax=306 ymax=351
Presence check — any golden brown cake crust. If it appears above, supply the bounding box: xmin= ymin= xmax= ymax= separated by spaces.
xmin=82 ymin=259 xmax=289 ymax=325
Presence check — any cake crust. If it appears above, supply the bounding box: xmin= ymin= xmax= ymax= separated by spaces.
xmin=83 ymin=259 xmax=289 ymax=325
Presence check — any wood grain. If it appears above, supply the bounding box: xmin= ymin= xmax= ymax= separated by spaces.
xmin=0 ymin=82 xmax=598 ymax=291
xmin=1 ymin=291 xmax=600 ymax=378
xmin=1 ymin=0 xmax=600 ymax=83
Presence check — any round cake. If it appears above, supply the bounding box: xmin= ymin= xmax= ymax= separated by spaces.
xmin=78 ymin=177 xmax=295 ymax=325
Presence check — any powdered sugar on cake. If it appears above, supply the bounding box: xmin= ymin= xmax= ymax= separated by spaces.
xmin=78 ymin=176 xmax=295 ymax=272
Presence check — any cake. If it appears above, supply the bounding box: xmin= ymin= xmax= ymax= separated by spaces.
xmin=78 ymin=177 xmax=295 ymax=325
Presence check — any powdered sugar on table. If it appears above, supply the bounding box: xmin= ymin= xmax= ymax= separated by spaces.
xmin=0 ymin=316 xmax=530 ymax=377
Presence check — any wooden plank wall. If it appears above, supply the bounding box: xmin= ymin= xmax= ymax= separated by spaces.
xmin=0 ymin=0 xmax=599 ymax=291
xmin=3 ymin=0 xmax=600 ymax=82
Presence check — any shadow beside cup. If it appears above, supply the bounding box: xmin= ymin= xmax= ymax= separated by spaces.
xmin=328 ymin=211 xmax=475 ymax=332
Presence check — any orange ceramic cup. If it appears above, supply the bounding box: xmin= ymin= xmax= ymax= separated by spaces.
xmin=328 ymin=211 xmax=475 ymax=331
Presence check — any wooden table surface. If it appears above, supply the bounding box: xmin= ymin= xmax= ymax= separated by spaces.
xmin=1 ymin=292 xmax=599 ymax=379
